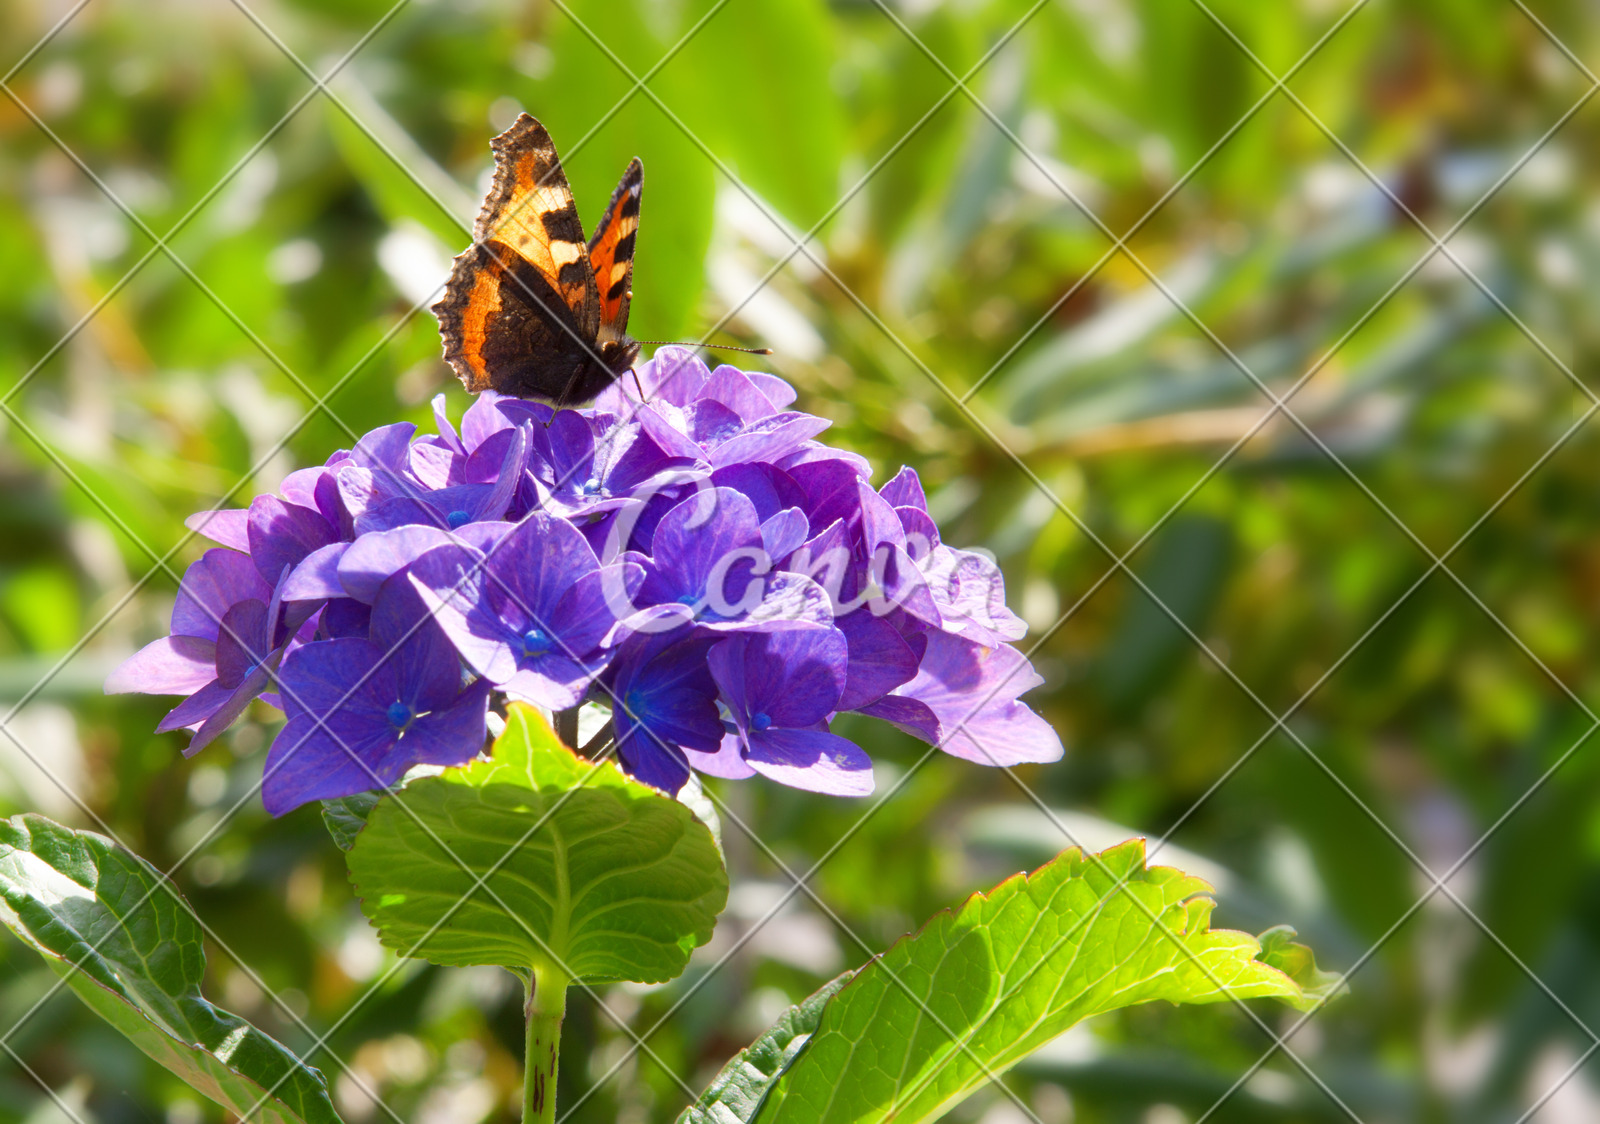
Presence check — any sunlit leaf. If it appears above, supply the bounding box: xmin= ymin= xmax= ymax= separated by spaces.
xmin=345 ymin=704 xmax=726 ymax=981
xmin=749 ymin=838 xmax=1334 ymax=1124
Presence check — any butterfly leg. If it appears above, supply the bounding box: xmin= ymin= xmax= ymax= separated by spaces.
xmin=545 ymin=366 xmax=587 ymax=428
xmin=630 ymin=367 xmax=646 ymax=402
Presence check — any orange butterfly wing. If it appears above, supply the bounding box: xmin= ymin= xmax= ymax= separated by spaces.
xmin=587 ymin=158 xmax=643 ymax=334
xmin=435 ymin=114 xmax=602 ymax=394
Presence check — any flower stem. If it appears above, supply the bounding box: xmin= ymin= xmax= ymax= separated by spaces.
xmin=523 ymin=961 xmax=570 ymax=1124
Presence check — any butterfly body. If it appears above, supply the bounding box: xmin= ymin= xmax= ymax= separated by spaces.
xmin=434 ymin=113 xmax=642 ymax=407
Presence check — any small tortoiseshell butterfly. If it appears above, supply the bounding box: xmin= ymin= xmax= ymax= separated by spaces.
xmin=433 ymin=113 xmax=642 ymax=407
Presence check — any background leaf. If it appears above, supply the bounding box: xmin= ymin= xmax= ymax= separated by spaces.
xmin=0 ymin=814 xmax=339 ymax=1124
xmin=345 ymin=704 xmax=727 ymax=981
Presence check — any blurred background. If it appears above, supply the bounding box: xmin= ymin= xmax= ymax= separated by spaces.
xmin=1 ymin=0 xmax=1598 ymax=1121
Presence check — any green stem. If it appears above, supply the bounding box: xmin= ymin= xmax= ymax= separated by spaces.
xmin=523 ymin=961 xmax=570 ymax=1124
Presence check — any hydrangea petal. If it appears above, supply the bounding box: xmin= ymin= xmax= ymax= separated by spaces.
xmin=105 ymin=635 xmax=217 ymax=696
xmin=746 ymin=729 xmax=873 ymax=796
xmin=184 ymin=509 xmax=251 ymax=552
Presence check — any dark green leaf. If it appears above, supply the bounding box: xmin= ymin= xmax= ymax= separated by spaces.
xmin=0 ymin=814 xmax=340 ymax=1124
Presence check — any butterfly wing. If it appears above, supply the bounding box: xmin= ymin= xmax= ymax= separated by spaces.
xmin=434 ymin=113 xmax=602 ymax=394
xmin=587 ymin=158 xmax=643 ymax=335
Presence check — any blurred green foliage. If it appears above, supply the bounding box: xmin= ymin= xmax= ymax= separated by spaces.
xmin=1 ymin=0 xmax=1599 ymax=1121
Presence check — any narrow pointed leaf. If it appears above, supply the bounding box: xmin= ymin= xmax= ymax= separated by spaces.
xmin=0 ymin=814 xmax=340 ymax=1124
xmin=751 ymin=838 xmax=1331 ymax=1124
xmin=345 ymin=703 xmax=726 ymax=982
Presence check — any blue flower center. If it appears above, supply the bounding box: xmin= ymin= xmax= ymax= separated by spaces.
xmin=582 ymin=476 xmax=602 ymax=495
xmin=386 ymin=701 xmax=413 ymax=730
xmin=521 ymin=628 xmax=551 ymax=657
xmin=676 ymin=593 xmax=699 ymax=607
xmin=446 ymin=509 xmax=471 ymax=529
xmin=750 ymin=711 xmax=772 ymax=732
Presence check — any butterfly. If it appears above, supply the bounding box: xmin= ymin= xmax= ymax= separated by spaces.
xmin=433 ymin=113 xmax=642 ymax=408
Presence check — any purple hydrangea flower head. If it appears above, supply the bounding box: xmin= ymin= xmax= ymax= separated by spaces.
xmin=111 ymin=347 xmax=1062 ymax=811
xmin=264 ymin=572 xmax=490 ymax=815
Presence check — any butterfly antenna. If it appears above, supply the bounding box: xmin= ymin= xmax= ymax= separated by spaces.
xmin=635 ymin=340 xmax=774 ymax=356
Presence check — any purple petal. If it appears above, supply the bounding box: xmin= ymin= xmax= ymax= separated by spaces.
xmin=460 ymin=391 xmax=517 ymax=451
xmin=761 ymin=508 xmax=810 ymax=566
xmin=709 ymin=462 xmax=807 ymax=522
xmin=184 ymin=509 xmax=251 ymax=552
xmin=431 ymin=393 xmax=465 ymax=456
xmin=921 ymin=545 xmax=1027 ymax=643
xmin=897 ymin=507 xmax=940 ymax=560
xmin=338 ymin=525 xmax=455 ymax=603
xmin=747 ymin=628 xmax=848 ymax=727
xmin=700 ymin=366 xmax=779 ymax=422
xmin=277 ymin=636 xmax=395 ymax=722
xmin=643 ymin=346 xmax=712 ymax=407
xmin=788 ymin=459 xmax=867 ymax=538
xmin=248 ymin=495 xmax=339 ymax=589
xmin=637 ymin=488 xmax=763 ymax=612
xmin=261 ymin=714 xmax=396 ymax=816
xmin=409 ymin=440 xmax=455 ymax=490
xmin=155 ymin=679 xmax=228 ymax=734
xmin=371 ymin=571 xmax=468 ymax=712
xmin=351 ymin=422 xmax=417 ymax=475
xmin=835 ymin=610 xmax=920 ymax=711
xmin=500 ymin=656 xmax=604 ymax=711
xmin=214 ymin=600 xmax=271 ymax=689
xmin=390 ymin=679 xmax=491 ymax=769
xmin=743 ymin=370 xmax=797 ymax=411
xmin=612 ymin=631 xmax=723 ymax=751
xmin=865 ymin=632 xmax=1061 ymax=766
xmin=684 ymin=733 xmax=758 ymax=780
xmin=320 ymin=597 xmax=372 ymax=639
xmin=172 ymin=549 xmax=270 ymax=641
xmin=746 ymin=729 xmax=873 ymax=796
xmin=106 ymin=635 xmax=217 ymax=696
xmin=281 ymin=542 xmax=349 ymax=601
xmin=776 ymin=444 xmax=873 ymax=479
xmin=635 ymin=401 xmax=707 ymax=463
xmin=710 ymin=413 xmax=833 ymax=469
xmin=184 ymin=661 xmax=275 ymax=757
xmin=879 ymin=466 xmax=927 ymax=512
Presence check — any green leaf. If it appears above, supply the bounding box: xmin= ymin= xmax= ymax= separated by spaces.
xmin=321 ymin=792 xmax=383 ymax=853
xmin=0 ymin=814 xmax=340 ymax=1124
xmin=752 ymin=838 xmax=1331 ymax=1124
xmin=345 ymin=704 xmax=727 ymax=982
xmin=677 ymin=970 xmax=855 ymax=1124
